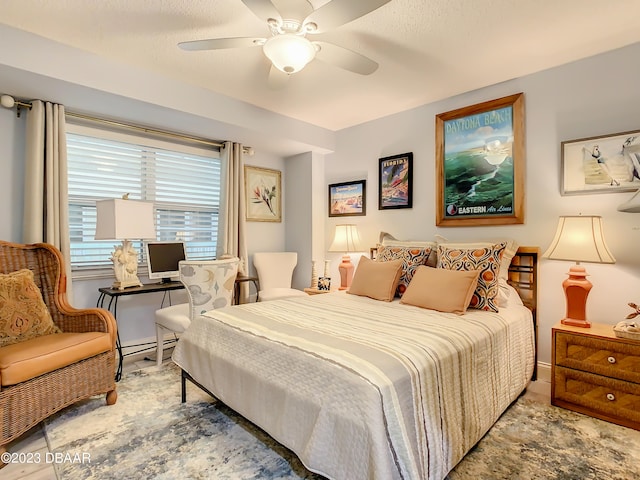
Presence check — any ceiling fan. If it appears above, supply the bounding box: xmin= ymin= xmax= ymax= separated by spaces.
xmin=178 ymin=0 xmax=391 ymax=87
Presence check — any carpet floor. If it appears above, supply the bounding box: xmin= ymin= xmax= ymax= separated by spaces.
xmin=44 ymin=364 xmax=640 ymax=480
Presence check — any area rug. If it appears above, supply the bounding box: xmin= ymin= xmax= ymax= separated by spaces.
xmin=44 ymin=364 xmax=640 ymax=480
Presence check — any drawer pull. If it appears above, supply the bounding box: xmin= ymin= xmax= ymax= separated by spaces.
xmin=606 ymin=393 xmax=616 ymax=401
xmin=607 ymin=356 xmax=616 ymax=364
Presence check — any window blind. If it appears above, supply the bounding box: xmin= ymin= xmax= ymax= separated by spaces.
xmin=66 ymin=125 xmax=222 ymax=271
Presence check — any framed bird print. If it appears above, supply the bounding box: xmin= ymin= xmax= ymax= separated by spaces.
xmin=561 ymin=129 xmax=640 ymax=195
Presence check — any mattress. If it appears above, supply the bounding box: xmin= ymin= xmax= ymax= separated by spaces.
xmin=172 ymin=291 xmax=535 ymax=480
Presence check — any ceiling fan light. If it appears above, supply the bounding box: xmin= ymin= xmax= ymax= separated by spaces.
xmin=263 ymin=34 xmax=316 ymax=74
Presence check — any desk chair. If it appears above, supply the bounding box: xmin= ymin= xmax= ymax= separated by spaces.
xmin=253 ymin=252 xmax=307 ymax=302
xmin=154 ymin=257 xmax=239 ymax=367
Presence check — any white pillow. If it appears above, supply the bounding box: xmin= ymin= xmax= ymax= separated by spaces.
xmin=497 ymin=279 xmax=524 ymax=308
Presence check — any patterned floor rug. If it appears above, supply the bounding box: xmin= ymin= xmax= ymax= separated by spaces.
xmin=44 ymin=364 xmax=640 ymax=480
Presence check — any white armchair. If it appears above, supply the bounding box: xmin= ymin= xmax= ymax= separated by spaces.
xmin=253 ymin=252 xmax=308 ymax=302
xmin=154 ymin=257 xmax=239 ymax=367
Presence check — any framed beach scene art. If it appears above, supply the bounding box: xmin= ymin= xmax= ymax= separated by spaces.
xmin=328 ymin=180 xmax=366 ymax=217
xmin=435 ymin=93 xmax=525 ymax=227
xmin=379 ymin=153 xmax=413 ymax=210
xmin=561 ymin=130 xmax=640 ymax=195
xmin=244 ymin=165 xmax=282 ymax=222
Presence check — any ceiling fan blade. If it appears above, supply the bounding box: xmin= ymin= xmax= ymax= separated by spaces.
xmin=241 ymin=0 xmax=282 ymax=23
xmin=178 ymin=37 xmax=266 ymax=51
xmin=304 ymin=0 xmax=391 ymax=33
xmin=268 ymin=65 xmax=290 ymax=89
xmin=314 ymin=41 xmax=378 ymax=75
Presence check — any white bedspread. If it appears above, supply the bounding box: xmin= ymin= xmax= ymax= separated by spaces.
xmin=172 ymin=292 xmax=534 ymax=480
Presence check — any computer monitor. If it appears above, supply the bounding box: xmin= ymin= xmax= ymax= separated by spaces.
xmin=145 ymin=241 xmax=186 ymax=284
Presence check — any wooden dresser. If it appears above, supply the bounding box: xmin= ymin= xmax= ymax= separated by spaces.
xmin=552 ymin=322 xmax=640 ymax=430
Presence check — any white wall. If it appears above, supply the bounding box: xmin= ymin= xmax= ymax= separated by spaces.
xmin=323 ymin=42 xmax=640 ymax=366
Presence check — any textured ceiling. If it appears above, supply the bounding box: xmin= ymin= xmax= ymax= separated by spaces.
xmin=2 ymin=0 xmax=639 ymax=131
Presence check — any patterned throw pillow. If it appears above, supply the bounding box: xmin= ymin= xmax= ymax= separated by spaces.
xmin=379 ymin=231 xmax=438 ymax=267
xmin=437 ymin=242 xmax=507 ymax=312
xmin=0 ymin=269 xmax=61 ymax=347
xmin=436 ymin=239 xmax=518 ymax=282
xmin=376 ymin=243 xmax=433 ymax=297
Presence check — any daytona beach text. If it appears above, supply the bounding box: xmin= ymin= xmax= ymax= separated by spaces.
xmin=445 ymin=109 xmax=512 ymax=134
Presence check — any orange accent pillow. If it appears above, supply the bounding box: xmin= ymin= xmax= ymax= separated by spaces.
xmin=0 ymin=269 xmax=61 ymax=347
xmin=400 ymin=266 xmax=480 ymax=314
xmin=348 ymin=256 xmax=403 ymax=302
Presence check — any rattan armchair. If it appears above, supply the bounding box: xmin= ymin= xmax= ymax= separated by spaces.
xmin=0 ymin=241 xmax=117 ymax=463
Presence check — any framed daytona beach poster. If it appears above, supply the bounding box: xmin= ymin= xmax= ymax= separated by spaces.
xmin=435 ymin=93 xmax=525 ymax=226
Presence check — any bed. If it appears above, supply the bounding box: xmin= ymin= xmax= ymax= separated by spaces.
xmin=172 ymin=245 xmax=538 ymax=480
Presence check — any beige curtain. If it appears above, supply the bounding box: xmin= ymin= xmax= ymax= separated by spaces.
xmin=218 ymin=142 xmax=249 ymax=301
xmin=22 ymin=100 xmax=72 ymax=294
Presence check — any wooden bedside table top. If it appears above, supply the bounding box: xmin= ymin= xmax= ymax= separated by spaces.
xmin=552 ymin=322 xmax=617 ymax=340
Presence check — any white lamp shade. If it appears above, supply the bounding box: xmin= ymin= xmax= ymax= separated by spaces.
xmin=263 ymin=34 xmax=316 ymax=74
xmin=542 ymin=215 xmax=615 ymax=264
xmin=95 ymin=199 xmax=156 ymax=240
xmin=618 ymin=189 xmax=640 ymax=213
xmin=328 ymin=224 xmax=364 ymax=253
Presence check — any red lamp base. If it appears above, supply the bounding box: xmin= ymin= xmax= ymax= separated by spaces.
xmin=337 ymin=255 xmax=354 ymax=290
xmin=561 ymin=264 xmax=593 ymax=328
xmin=561 ymin=318 xmax=592 ymax=328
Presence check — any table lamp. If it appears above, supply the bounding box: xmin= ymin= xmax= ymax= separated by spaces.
xmin=328 ymin=224 xmax=364 ymax=290
xmin=542 ymin=215 xmax=615 ymax=328
xmin=617 ymin=188 xmax=640 ymax=212
xmin=95 ymin=198 xmax=156 ymax=290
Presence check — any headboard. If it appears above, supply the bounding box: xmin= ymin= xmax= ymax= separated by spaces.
xmin=508 ymin=247 xmax=539 ymax=317
xmin=509 ymin=246 xmax=539 ymax=379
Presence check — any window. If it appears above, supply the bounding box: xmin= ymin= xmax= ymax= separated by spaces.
xmin=66 ymin=122 xmax=222 ymax=271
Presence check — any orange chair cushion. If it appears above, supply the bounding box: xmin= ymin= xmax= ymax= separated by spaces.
xmin=0 ymin=269 xmax=62 ymax=347
xmin=0 ymin=332 xmax=112 ymax=386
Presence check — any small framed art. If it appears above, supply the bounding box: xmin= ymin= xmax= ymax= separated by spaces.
xmin=318 ymin=277 xmax=331 ymax=291
xmin=379 ymin=152 xmax=413 ymax=209
xmin=561 ymin=130 xmax=640 ymax=195
xmin=245 ymin=165 xmax=281 ymax=222
xmin=328 ymin=180 xmax=366 ymax=217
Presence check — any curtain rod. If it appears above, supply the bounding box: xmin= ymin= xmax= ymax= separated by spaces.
xmin=66 ymin=111 xmax=224 ymax=149
xmin=1 ymin=94 xmax=250 ymax=152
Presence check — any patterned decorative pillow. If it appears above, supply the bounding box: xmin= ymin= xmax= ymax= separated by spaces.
xmin=0 ymin=269 xmax=61 ymax=347
xmin=437 ymin=242 xmax=507 ymax=312
xmin=436 ymin=239 xmax=518 ymax=282
xmin=379 ymin=231 xmax=437 ymax=267
xmin=376 ymin=243 xmax=433 ymax=297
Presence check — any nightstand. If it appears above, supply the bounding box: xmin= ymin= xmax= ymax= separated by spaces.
xmin=552 ymin=322 xmax=640 ymax=430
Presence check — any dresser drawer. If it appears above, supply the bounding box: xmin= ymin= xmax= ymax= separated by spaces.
xmin=555 ymin=331 xmax=640 ymax=383
xmin=554 ymin=366 xmax=640 ymax=428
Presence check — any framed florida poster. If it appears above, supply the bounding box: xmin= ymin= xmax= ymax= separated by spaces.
xmin=435 ymin=93 xmax=525 ymax=226
xmin=379 ymin=152 xmax=413 ymax=210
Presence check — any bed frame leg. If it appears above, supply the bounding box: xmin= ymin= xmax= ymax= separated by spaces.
xmin=181 ymin=369 xmax=187 ymax=403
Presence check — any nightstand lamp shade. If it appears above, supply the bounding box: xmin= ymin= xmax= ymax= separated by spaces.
xmin=543 ymin=215 xmax=615 ymax=328
xmin=617 ymin=188 xmax=640 ymax=213
xmin=328 ymin=224 xmax=364 ymax=290
xmin=95 ymin=198 xmax=156 ymax=290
